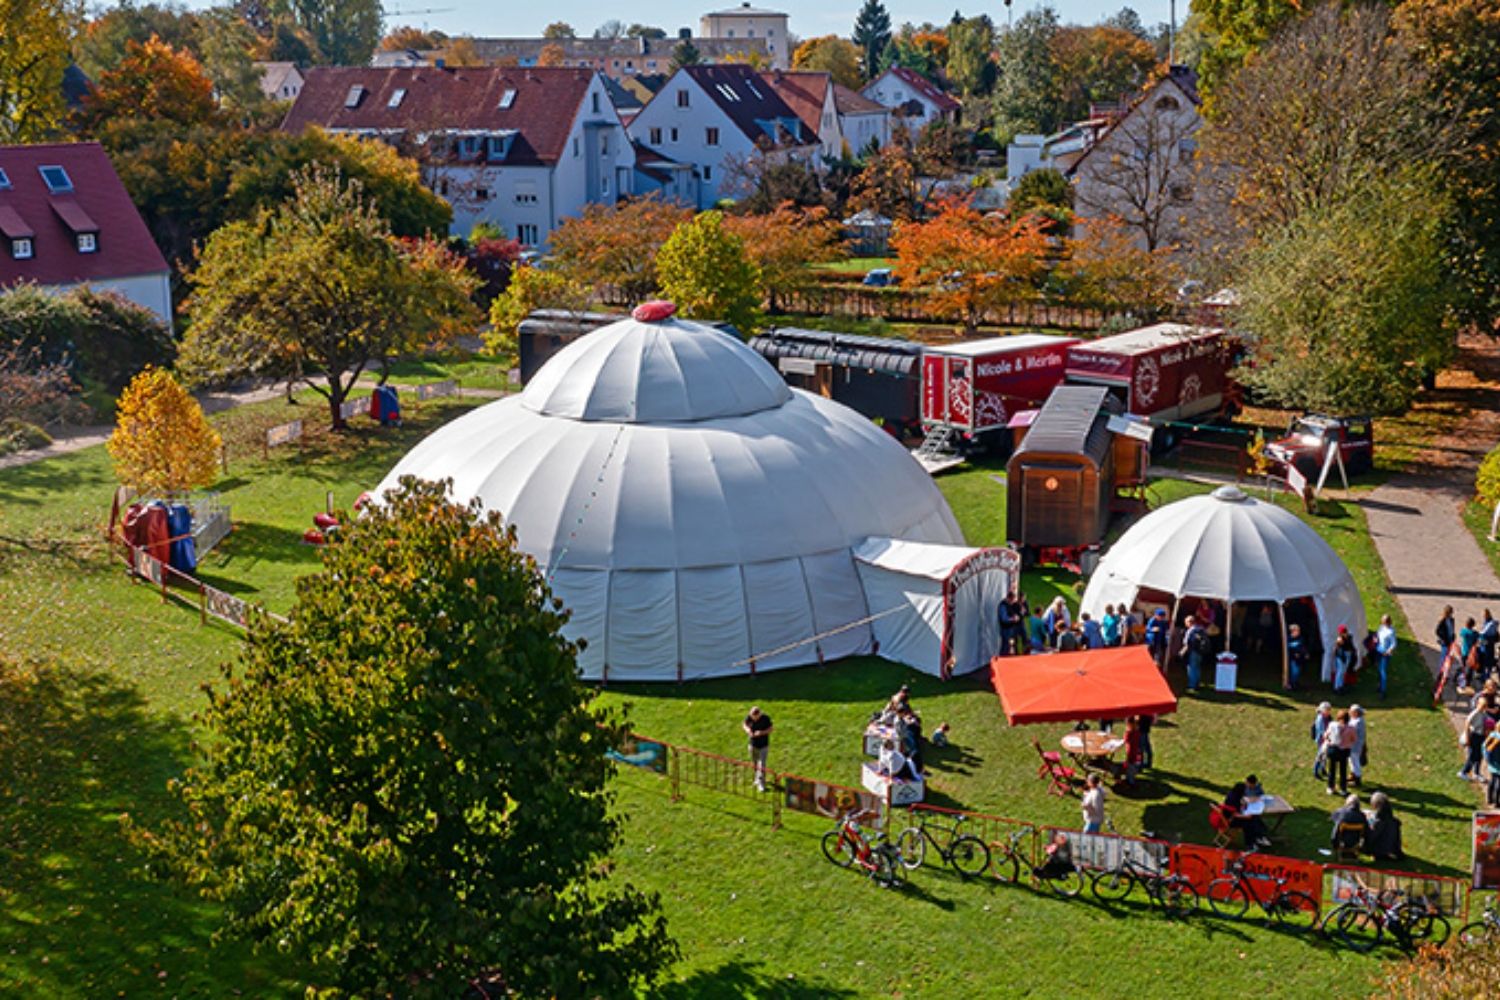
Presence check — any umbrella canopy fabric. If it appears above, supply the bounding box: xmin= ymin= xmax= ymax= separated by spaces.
xmin=990 ymin=646 xmax=1179 ymax=725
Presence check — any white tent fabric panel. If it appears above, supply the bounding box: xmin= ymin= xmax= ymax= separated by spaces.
xmin=604 ymin=570 xmax=679 ymax=680
xmin=852 ymin=536 xmax=984 ymax=580
xmin=550 ymin=568 xmax=609 ymax=678
xmin=801 ymin=550 xmax=874 ymax=662
xmin=950 ymin=566 xmax=1009 ymax=674
xmin=857 ymin=562 xmax=946 ymax=675
xmin=1316 ymin=577 xmax=1368 ymax=683
xmin=678 ymin=565 xmax=754 ymax=678
xmin=742 ymin=559 xmax=819 ymax=671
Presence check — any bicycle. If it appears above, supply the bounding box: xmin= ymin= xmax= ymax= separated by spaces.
xmin=894 ymin=809 xmax=991 ymax=879
xmin=1204 ymin=857 xmax=1321 ymax=932
xmin=1457 ymin=894 xmax=1499 ymax=946
xmin=988 ymin=826 xmax=1083 ymax=897
xmin=821 ymin=810 xmax=904 ymax=889
xmin=1325 ymin=884 xmax=1450 ymax=953
xmin=1091 ymin=851 xmax=1200 ymax=917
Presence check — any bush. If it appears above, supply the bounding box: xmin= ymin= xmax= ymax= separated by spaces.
xmin=1374 ymin=937 xmax=1494 ymax=998
xmin=1477 ymin=441 xmax=1500 ymax=508
xmin=0 ymin=418 xmax=51 ymax=455
xmin=0 ymin=284 xmax=174 ymax=394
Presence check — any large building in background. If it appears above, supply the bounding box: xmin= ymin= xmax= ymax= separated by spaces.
xmin=401 ymin=35 xmax=770 ymax=79
xmin=699 ymin=4 xmax=790 ymax=70
xmin=281 ymin=66 xmax=635 ymax=246
xmin=0 ymin=142 xmax=172 ymax=326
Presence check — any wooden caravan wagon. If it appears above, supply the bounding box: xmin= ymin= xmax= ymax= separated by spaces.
xmin=1006 ymin=386 xmax=1122 ymax=563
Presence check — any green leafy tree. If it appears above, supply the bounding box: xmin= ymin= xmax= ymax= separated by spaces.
xmin=273 ymin=0 xmax=381 ymax=65
xmin=792 ymin=35 xmax=863 ymax=89
xmin=946 ymin=15 xmax=997 ymax=96
xmin=991 ymin=7 xmax=1061 ymax=142
xmin=130 ymin=478 xmax=676 ymax=997
xmin=656 ymin=211 xmax=761 ymax=335
xmin=543 ymin=20 xmax=576 ymax=38
xmin=181 ymin=167 xmax=478 ymax=429
xmin=1234 ymin=170 xmax=1457 ymax=415
xmin=75 ymin=1 xmax=199 ymax=80
xmin=852 ymin=0 xmax=892 ymax=79
xmin=485 ymin=266 xmax=589 ymax=354
xmin=0 ymin=0 xmax=81 ymax=142
xmin=1009 ymin=167 xmax=1073 ymax=228
xmin=627 ymin=23 xmax=667 ymax=39
xmin=1191 ymin=0 xmax=1303 ymax=101
xmin=671 ymin=38 xmax=701 ymax=70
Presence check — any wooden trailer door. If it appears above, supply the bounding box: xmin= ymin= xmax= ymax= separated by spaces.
xmin=1020 ymin=462 xmax=1086 ymax=548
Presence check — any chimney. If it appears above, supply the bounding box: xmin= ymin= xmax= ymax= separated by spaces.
xmin=434 ymin=58 xmax=446 ymax=69
xmin=679 ymin=27 xmax=691 ymax=40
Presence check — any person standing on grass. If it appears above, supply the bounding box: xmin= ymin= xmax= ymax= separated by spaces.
xmin=1480 ymin=609 xmax=1498 ymax=685
xmin=1460 ymin=617 xmax=1481 ymax=690
xmin=1145 ymin=608 xmax=1170 ymax=671
xmin=1332 ymin=627 xmax=1358 ymax=694
xmin=1180 ymin=615 xmax=1207 ymax=691
xmin=1312 ymin=702 xmax=1333 ymax=780
xmin=1101 ymin=604 xmax=1122 ymax=647
xmin=1324 ymin=709 xmax=1355 ymax=795
xmin=743 ymin=706 xmax=773 ymax=792
xmin=1485 ymin=729 xmax=1500 ymax=808
xmin=1136 ymin=713 xmax=1155 ymax=769
xmin=1436 ymin=605 xmax=1456 ymax=654
xmin=1349 ymin=705 xmax=1368 ymax=787
xmin=999 ymin=591 xmax=1025 ymax=656
xmin=1286 ymin=623 xmax=1310 ymax=691
xmin=1044 ymin=596 xmax=1071 ymax=639
xmin=1080 ymin=612 xmax=1103 ymax=649
xmin=1081 ymin=774 xmax=1107 ymax=833
xmin=1374 ymin=614 xmax=1397 ymax=698
xmin=1461 ymin=702 xmax=1490 ymax=780
xmin=1121 ymin=716 xmax=1144 ymax=786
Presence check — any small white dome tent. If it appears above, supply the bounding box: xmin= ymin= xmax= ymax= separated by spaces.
xmin=375 ymin=304 xmax=979 ymax=681
xmin=1080 ymin=485 xmax=1365 ymax=684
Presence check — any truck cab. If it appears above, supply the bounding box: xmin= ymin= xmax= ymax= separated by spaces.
xmin=1265 ymin=414 xmax=1374 ymax=478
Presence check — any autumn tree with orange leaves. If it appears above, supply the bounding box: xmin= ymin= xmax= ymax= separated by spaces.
xmin=108 ymin=367 xmax=221 ymax=493
xmin=893 ymin=202 xmax=1048 ymax=333
xmin=1056 ymin=215 xmax=1176 ymax=318
xmin=547 ymin=197 xmax=693 ymax=302
xmin=725 ymin=203 xmax=843 ymax=310
xmin=75 ymin=36 xmax=219 ymax=131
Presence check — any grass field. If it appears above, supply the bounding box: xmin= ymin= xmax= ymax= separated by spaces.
xmin=0 ymin=402 xmax=1483 ymax=998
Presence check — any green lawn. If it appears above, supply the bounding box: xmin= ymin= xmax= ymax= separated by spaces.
xmin=811 ymin=256 xmax=896 ymax=275
xmin=0 ymin=401 xmax=1481 ymax=998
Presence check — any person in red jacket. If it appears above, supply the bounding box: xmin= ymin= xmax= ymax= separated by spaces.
xmin=1121 ymin=716 xmax=1144 ymax=786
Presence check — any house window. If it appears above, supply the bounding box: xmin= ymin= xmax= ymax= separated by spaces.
xmin=388 ymin=88 xmax=406 ymax=108
xmin=11 ymin=237 xmax=33 ymax=259
xmin=344 ymin=85 xmax=365 ymax=108
xmin=1156 ymin=95 xmax=1180 ymax=112
xmin=515 ymin=187 xmax=538 ymax=204
xmin=727 ymin=29 xmax=735 ymax=37
xmin=517 ymin=223 xmax=539 ymax=244
xmin=38 ymin=165 xmax=72 ymax=193
xmin=747 ymin=28 xmax=755 ymax=37
xmin=703 ymin=165 xmax=712 ymax=180
xmin=592 ymin=92 xmax=600 ymax=113
xmin=0 ymin=168 xmax=10 ymax=189
xmin=498 ymin=88 xmax=517 ymax=109
xmin=474 ymin=187 xmax=491 ymax=201
xmin=439 ymin=178 xmax=450 ymax=196
xmin=573 ymin=137 xmax=580 ymax=156
xmin=602 ymin=173 xmax=610 ymax=194
xmin=601 ymin=135 xmax=609 ymax=155
xmin=706 ymin=127 xmax=719 ymax=146
xmin=677 ymin=89 xmax=690 ymax=108
xmin=650 ymin=127 xmax=662 ymax=144
xmin=670 ymin=127 xmax=679 ymax=142
xmin=77 ymin=232 xmax=97 ymax=253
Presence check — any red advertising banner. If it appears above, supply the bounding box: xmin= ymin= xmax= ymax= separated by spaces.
xmin=1474 ymin=811 xmax=1500 ymax=890
xmin=1171 ymin=844 xmax=1323 ymax=907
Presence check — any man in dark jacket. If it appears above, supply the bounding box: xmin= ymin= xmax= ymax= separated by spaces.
xmin=1145 ymin=608 xmax=1169 ymax=671
xmin=1364 ymin=792 xmax=1403 ymax=862
xmin=1330 ymin=793 xmax=1369 ymax=854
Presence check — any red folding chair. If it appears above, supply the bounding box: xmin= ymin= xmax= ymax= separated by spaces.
xmin=1033 ymin=739 xmax=1077 ymax=797
xmin=1209 ymin=805 xmax=1242 ymax=849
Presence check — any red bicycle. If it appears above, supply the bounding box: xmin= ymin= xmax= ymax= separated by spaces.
xmin=822 ymin=809 xmax=904 ymax=888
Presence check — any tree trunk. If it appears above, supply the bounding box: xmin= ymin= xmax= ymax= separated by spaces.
xmin=328 ymin=374 xmax=348 ymax=431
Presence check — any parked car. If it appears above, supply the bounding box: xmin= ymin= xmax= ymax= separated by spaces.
xmin=1264 ymin=414 xmax=1374 ymax=478
xmin=862 ymin=268 xmax=895 ymax=287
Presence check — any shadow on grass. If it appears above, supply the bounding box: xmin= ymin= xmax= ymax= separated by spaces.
xmin=0 ymin=658 xmax=291 ymax=994
xmin=656 ymin=959 xmax=860 ymax=999
xmin=0 ymin=454 xmax=114 ymax=507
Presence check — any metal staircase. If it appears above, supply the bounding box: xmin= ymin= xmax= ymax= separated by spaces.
xmin=911 ymin=426 xmax=965 ymax=474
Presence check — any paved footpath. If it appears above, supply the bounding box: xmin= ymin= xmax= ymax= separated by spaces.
xmin=1362 ymin=334 xmax=1500 ymax=728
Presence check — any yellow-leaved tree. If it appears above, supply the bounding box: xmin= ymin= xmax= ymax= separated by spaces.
xmin=108 ymin=367 xmax=221 ymax=493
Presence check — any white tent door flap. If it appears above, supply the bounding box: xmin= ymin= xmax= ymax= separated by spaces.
xmin=948 ymin=567 xmax=1008 ymax=674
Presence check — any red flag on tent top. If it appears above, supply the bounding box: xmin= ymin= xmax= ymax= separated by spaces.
xmin=990 ymin=646 xmax=1178 ymax=725
xmin=632 ymin=300 xmax=677 ymax=322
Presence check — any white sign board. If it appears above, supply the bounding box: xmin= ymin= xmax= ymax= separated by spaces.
xmin=1314 ymin=439 xmax=1348 ymax=495
xmin=1286 ymin=462 xmax=1308 ymax=496
xmin=1106 ymin=414 xmax=1154 ymax=444
xmin=265 ymin=420 xmax=303 ymax=448
xmin=778 ymin=357 xmax=821 ymax=376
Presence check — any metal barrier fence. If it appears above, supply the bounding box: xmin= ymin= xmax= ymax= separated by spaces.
xmin=1324 ymin=864 xmax=1469 ymax=918
xmin=112 ymin=533 xmax=284 ymax=631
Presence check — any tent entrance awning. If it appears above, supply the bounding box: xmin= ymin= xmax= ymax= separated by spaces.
xmin=990 ymin=646 xmax=1178 ymax=725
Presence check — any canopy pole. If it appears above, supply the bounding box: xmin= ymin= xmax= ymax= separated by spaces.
xmin=1225 ymin=600 xmax=1234 ymax=654
xmin=1277 ymin=601 xmax=1290 ymax=688
xmin=1168 ymin=594 xmax=1182 ymax=676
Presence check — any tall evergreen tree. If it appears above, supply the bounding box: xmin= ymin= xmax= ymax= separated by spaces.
xmin=852 ymin=0 xmax=892 ymax=80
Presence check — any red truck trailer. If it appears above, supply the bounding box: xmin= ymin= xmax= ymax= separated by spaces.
xmin=920 ymin=334 xmax=1078 ymax=442
xmin=1063 ymin=323 xmax=1235 ymax=425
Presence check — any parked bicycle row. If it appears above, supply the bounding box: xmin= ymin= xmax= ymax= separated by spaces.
xmin=819 ymin=808 xmax=1497 ymax=954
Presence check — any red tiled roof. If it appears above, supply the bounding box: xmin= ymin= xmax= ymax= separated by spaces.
xmin=832 ymin=83 xmax=886 ymax=116
xmin=281 ymin=66 xmax=598 ymax=166
xmin=760 ymin=71 xmax=830 ymax=137
xmin=678 ymin=64 xmax=816 ymax=149
xmin=0 ymin=142 xmax=168 ymax=288
xmin=882 ymin=67 xmax=960 ymax=113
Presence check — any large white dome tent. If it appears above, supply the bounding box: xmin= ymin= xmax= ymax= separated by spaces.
xmin=373 ymin=304 xmax=1002 ymax=681
xmin=1080 ymin=485 xmax=1365 ymax=685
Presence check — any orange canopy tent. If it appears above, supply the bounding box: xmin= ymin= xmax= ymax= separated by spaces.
xmin=990 ymin=646 xmax=1179 ymax=725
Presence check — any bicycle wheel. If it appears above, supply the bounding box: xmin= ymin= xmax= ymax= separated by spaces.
xmin=1042 ymin=863 xmax=1084 ymax=898
xmin=872 ymin=843 xmax=905 ymax=889
xmin=1330 ymin=904 xmax=1383 ymax=953
xmin=947 ymin=835 xmax=991 ymax=879
xmin=1157 ymin=876 xmax=1200 ymax=918
xmin=1394 ymin=902 xmax=1449 ymax=948
xmin=1205 ymin=879 xmax=1250 ymax=920
xmin=821 ymin=830 xmax=856 ymax=869
xmin=1269 ymin=891 xmax=1321 ymax=934
xmin=1091 ymin=868 xmax=1136 ymax=904
xmin=989 ymin=841 xmax=1022 ymax=884
xmin=895 ymin=827 xmax=926 ymax=870
xmin=1458 ymin=921 xmax=1497 ymax=946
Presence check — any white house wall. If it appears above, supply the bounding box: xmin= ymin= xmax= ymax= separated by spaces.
xmin=627 ymin=73 xmax=755 ymax=208
xmin=840 ymin=110 xmax=889 ymax=155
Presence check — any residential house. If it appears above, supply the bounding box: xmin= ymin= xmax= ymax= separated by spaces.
xmin=632 ymin=142 xmax=699 ymax=206
xmin=699 ymin=4 xmax=790 ymax=70
xmin=0 ymin=143 xmax=172 ymax=326
xmin=833 ymin=84 xmax=889 ymax=155
xmin=626 ymin=63 xmax=818 ymax=208
xmin=409 ymin=36 xmax=769 ymax=79
xmin=760 ymin=71 xmax=841 ymax=160
xmin=282 ymin=66 xmax=635 ymax=247
xmin=371 ymin=49 xmax=428 ymax=68
xmin=254 ymin=61 xmax=305 ymax=102
xmin=1067 ymin=66 xmax=1204 ymax=252
xmin=861 ymin=67 xmax=960 ymax=131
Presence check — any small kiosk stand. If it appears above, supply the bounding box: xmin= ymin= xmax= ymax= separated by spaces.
xmin=1215 ymin=651 xmax=1238 ymax=692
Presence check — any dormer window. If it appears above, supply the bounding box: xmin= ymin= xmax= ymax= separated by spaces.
xmin=498 ymin=88 xmax=516 ymax=109
xmin=11 ymin=237 xmax=33 ymax=259
xmin=387 ymin=88 xmax=406 ymax=108
xmin=344 ymin=85 xmax=366 ymax=108
xmin=0 ymin=168 xmax=10 ymax=190
xmin=38 ymin=165 xmax=72 ymax=193
xmin=77 ymin=232 xmax=97 ymax=253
